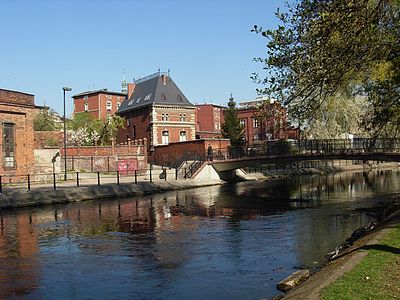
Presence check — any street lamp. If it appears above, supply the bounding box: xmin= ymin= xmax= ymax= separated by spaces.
xmin=63 ymin=87 xmax=72 ymax=181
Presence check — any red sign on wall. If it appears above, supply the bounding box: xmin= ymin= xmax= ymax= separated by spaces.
xmin=118 ymin=159 xmax=138 ymax=174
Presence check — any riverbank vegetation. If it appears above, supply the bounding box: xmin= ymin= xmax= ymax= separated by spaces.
xmin=253 ymin=0 xmax=400 ymax=138
xmin=321 ymin=224 xmax=400 ymax=299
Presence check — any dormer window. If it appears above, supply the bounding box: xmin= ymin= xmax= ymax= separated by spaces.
xmin=177 ymin=94 xmax=183 ymax=102
xmin=161 ymin=93 xmax=166 ymax=101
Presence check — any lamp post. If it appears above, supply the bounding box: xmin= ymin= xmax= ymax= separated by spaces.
xmin=63 ymin=87 xmax=72 ymax=181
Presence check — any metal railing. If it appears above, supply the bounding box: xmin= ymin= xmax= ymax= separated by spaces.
xmin=209 ymin=138 xmax=400 ymax=161
xmin=0 ymin=166 xmax=185 ymax=194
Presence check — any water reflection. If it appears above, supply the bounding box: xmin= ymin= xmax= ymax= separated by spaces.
xmin=0 ymin=168 xmax=398 ymax=299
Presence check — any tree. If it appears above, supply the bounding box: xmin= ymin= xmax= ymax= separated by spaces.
xmin=91 ymin=115 xmax=125 ymax=146
xmin=33 ymin=108 xmax=60 ymax=131
xmin=221 ymin=95 xmax=245 ymax=146
xmin=252 ymin=0 xmax=400 ymax=137
xmin=67 ymin=112 xmax=125 ymax=146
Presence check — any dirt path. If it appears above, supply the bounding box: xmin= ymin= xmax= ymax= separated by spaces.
xmin=282 ymin=212 xmax=400 ymax=300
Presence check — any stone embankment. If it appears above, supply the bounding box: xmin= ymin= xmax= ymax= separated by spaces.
xmin=0 ymin=179 xmax=224 ymax=209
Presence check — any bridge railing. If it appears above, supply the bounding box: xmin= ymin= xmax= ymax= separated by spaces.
xmin=210 ymin=138 xmax=400 ymax=161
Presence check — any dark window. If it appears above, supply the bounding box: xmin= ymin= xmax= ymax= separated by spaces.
xmin=3 ymin=123 xmax=15 ymax=168
xmin=132 ymin=125 xmax=136 ymax=138
xmin=161 ymin=93 xmax=166 ymax=101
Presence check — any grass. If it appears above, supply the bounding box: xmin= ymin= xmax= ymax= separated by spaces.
xmin=321 ymin=224 xmax=400 ymax=300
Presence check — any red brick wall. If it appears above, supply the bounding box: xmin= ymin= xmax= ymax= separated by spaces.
xmin=237 ymin=103 xmax=288 ymax=144
xmin=195 ymin=104 xmax=224 ymax=138
xmin=0 ymin=93 xmax=37 ymax=177
xmin=117 ymin=106 xmax=151 ymax=145
xmin=61 ymin=140 xmax=147 ymax=157
xmin=0 ymin=89 xmax=34 ymax=107
xmin=34 ymin=131 xmax=63 ymax=148
xmin=150 ymin=138 xmax=230 ymax=166
xmin=74 ymin=92 xmax=126 ymax=120
xmin=65 ymin=155 xmax=147 ymax=172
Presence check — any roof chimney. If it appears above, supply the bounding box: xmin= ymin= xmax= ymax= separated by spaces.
xmin=127 ymin=83 xmax=136 ymax=99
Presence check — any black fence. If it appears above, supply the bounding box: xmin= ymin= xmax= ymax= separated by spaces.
xmin=208 ymin=138 xmax=400 ymax=161
xmin=0 ymin=166 xmax=185 ymax=194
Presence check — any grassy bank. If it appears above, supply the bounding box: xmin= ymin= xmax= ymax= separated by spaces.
xmin=321 ymin=224 xmax=400 ymax=300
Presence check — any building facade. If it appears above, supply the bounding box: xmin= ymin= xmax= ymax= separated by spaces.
xmin=73 ymin=89 xmax=127 ymax=120
xmin=0 ymin=89 xmax=38 ymax=178
xmin=195 ymin=104 xmax=225 ymax=139
xmin=237 ymin=97 xmax=289 ymax=144
xmin=116 ymin=72 xmax=196 ymax=150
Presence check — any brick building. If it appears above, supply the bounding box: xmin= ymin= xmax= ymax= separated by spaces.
xmin=237 ymin=97 xmax=289 ymax=144
xmin=195 ymin=103 xmax=225 ymax=139
xmin=0 ymin=88 xmax=38 ymax=177
xmin=73 ymin=89 xmax=127 ymax=120
xmin=116 ymin=72 xmax=196 ymax=150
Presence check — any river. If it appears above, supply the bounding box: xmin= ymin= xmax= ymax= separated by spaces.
xmin=0 ymin=168 xmax=399 ymax=299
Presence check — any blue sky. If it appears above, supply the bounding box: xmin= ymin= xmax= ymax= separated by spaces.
xmin=0 ymin=0 xmax=287 ymax=116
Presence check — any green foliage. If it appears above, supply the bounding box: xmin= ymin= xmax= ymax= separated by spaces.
xmin=221 ymin=95 xmax=245 ymax=146
xmin=303 ymin=93 xmax=366 ymax=139
xmin=33 ymin=109 xmax=59 ymax=131
xmin=321 ymin=224 xmax=400 ymax=300
xmin=253 ymin=0 xmax=400 ymax=138
xmin=45 ymin=137 xmax=60 ymax=147
xmin=67 ymin=112 xmax=94 ymax=131
xmin=91 ymin=115 xmax=125 ymax=146
xmin=67 ymin=113 xmax=125 ymax=146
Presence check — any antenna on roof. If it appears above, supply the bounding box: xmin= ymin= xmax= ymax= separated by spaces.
xmin=168 ymin=68 xmax=170 ymax=77
xmin=158 ymin=67 xmax=160 ymax=74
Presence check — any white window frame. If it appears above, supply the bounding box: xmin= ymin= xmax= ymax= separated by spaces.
xmin=240 ymin=119 xmax=246 ymax=127
xmin=106 ymin=101 xmax=112 ymax=111
xmin=253 ymin=118 xmax=260 ymax=128
xmin=179 ymin=131 xmax=187 ymax=142
xmin=162 ymin=131 xmax=169 ymax=144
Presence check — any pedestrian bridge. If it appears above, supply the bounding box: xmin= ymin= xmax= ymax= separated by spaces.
xmin=211 ymin=152 xmax=400 ymax=172
xmin=207 ymin=138 xmax=400 ymax=173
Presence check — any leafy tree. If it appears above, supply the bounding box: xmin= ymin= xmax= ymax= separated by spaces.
xmin=67 ymin=112 xmax=94 ymax=131
xmin=252 ymin=0 xmax=400 ymax=138
xmin=91 ymin=115 xmax=125 ymax=146
xmin=221 ymin=95 xmax=245 ymax=146
xmin=33 ymin=108 xmax=60 ymax=131
xmin=67 ymin=112 xmax=125 ymax=146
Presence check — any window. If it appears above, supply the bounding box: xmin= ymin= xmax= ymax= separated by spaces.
xmin=179 ymin=114 xmax=186 ymax=122
xmin=161 ymin=93 xmax=166 ymax=101
xmin=177 ymin=94 xmax=183 ymax=102
xmin=84 ymin=95 xmax=88 ymax=100
xmin=126 ymin=119 xmax=130 ymax=126
xmin=84 ymin=103 xmax=88 ymax=112
xmin=3 ymin=123 xmax=15 ymax=168
xmin=106 ymin=101 xmax=112 ymax=111
xmin=132 ymin=125 xmax=136 ymax=138
xmin=253 ymin=118 xmax=260 ymax=128
xmin=179 ymin=131 xmax=187 ymax=142
xmin=116 ymin=102 xmax=121 ymax=109
xmin=240 ymin=119 xmax=246 ymax=127
xmin=162 ymin=131 xmax=169 ymax=144
xmin=161 ymin=113 xmax=169 ymax=121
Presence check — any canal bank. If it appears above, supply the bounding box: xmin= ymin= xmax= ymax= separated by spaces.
xmin=0 ymin=179 xmax=224 ymax=209
xmin=281 ymin=206 xmax=400 ymax=300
